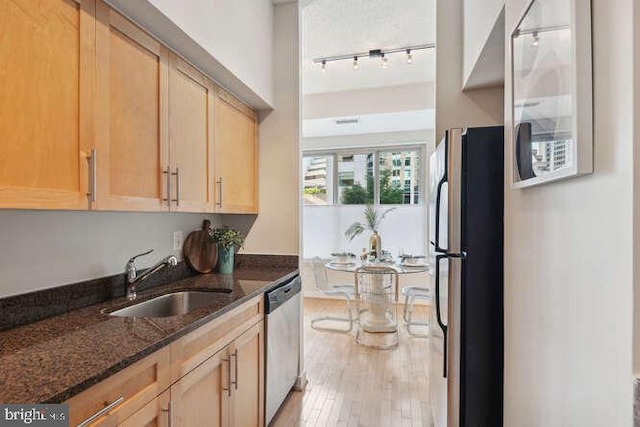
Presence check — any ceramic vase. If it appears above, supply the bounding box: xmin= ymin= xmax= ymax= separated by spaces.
xmin=218 ymin=245 xmax=235 ymax=274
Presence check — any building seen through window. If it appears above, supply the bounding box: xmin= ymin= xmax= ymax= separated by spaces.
xmin=302 ymin=147 xmax=422 ymax=206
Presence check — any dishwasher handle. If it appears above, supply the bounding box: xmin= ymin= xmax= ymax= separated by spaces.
xmin=265 ymin=275 xmax=301 ymax=313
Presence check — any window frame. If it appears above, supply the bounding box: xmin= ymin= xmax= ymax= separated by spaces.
xmin=302 ymin=144 xmax=426 ymax=207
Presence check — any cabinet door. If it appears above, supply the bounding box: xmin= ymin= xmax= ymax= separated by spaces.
xmin=119 ymin=390 xmax=170 ymax=427
xmin=0 ymin=0 xmax=95 ymax=210
xmin=168 ymin=54 xmax=215 ymax=212
xmin=214 ymin=90 xmax=258 ymax=214
xmin=229 ymin=321 xmax=264 ymax=427
xmin=66 ymin=346 xmax=171 ymax=427
xmin=171 ymin=349 xmax=229 ymax=427
xmin=95 ymin=0 xmax=169 ymax=211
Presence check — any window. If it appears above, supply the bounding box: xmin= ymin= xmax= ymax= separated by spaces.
xmin=338 ymin=153 xmax=374 ymax=205
xmin=378 ymin=149 xmax=421 ymax=205
xmin=302 ymin=146 xmax=423 ymax=206
xmin=302 ymin=155 xmax=334 ymax=205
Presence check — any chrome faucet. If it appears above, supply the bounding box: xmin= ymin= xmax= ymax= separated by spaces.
xmin=125 ymin=249 xmax=178 ymax=300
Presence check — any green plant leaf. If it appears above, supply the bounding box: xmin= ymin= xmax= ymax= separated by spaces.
xmin=344 ymin=204 xmax=396 ymax=240
xmin=209 ymin=227 xmax=245 ymax=250
xmin=344 ymin=222 xmax=364 ymax=242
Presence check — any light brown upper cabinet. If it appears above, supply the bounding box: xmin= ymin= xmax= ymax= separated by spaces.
xmin=168 ymin=54 xmax=215 ymax=213
xmin=0 ymin=0 xmax=95 ymax=210
xmin=94 ymin=0 xmax=169 ymax=212
xmin=1 ymin=0 xmax=259 ymax=214
xmin=214 ymin=90 xmax=259 ymax=214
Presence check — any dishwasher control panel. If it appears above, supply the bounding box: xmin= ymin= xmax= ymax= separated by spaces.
xmin=265 ymin=275 xmax=301 ymax=313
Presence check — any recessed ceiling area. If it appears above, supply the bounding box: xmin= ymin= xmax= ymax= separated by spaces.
xmin=302 ymin=0 xmax=436 ymax=95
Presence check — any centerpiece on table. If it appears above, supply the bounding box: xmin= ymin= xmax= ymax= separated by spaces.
xmin=209 ymin=226 xmax=244 ymax=274
xmin=344 ymin=204 xmax=395 ymax=261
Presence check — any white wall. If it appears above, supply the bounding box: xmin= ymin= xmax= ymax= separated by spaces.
xmin=105 ymin=0 xmax=274 ymax=109
xmin=503 ymin=0 xmax=634 ymax=425
xmin=302 ymin=205 xmax=427 ymax=260
xmin=303 ymin=110 xmax=434 ymax=138
xmin=304 ymin=130 xmax=434 ymax=152
xmin=463 ymin=0 xmax=505 ymax=86
xmin=304 ymin=83 xmax=434 ymax=120
xmin=302 ymin=83 xmax=434 ymax=143
xmin=225 ymin=2 xmax=300 ymax=256
xmin=436 ymin=0 xmax=504 ymax=139
xmin=0 ymin=211 xmax=218 ymax=298
xmin=146 ymin=0 xmax=274 ymax=106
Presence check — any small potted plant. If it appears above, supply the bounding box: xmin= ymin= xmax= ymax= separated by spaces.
xmin=209 ymin=227 xmax=244 ymax=274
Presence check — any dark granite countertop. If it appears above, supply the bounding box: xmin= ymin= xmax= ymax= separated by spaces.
xmin=0 ymin=265 xmax=298 ymax=404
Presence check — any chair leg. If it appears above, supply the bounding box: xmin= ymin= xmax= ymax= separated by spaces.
xmin=406 ymin=295 xmax=414 ymax=324
xmin=311 ymin=295 xmax=354 ymax=333
xmin=403 ymin=294 xmax=410 ymax=323
xmin=405 ymin=295 xmax=430 ymax=338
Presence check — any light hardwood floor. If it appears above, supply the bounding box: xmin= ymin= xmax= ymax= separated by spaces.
xmin=271 ymin=298 xmax=432 ymax=427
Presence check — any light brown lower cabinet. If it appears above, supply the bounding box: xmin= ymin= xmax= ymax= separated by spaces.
xmin=66 ymin=346 xmax=171 ymax=426
xmin=120 ymin=390 xmax=170 ymax=427
xmin=170 ymin=322 xmax=263 ymax=427
xmin=67 ymin=296 xmax=264 ymax=427
xmin=228 ymin=322 xmax=264 ymax=427
xmin=170 ymin=348 xmax=228 ymax=426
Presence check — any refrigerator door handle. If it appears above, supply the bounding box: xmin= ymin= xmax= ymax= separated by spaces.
xmin=435 ymin=254 xmax=448 ymax=378
xmin=434 ymin=175 xmax=447 ymax=253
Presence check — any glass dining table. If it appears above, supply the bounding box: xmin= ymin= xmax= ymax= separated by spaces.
xmin=324 ymin=259 xmax=430 ymax=274
xmin=324 ymin=259 xmax=430 ymax=333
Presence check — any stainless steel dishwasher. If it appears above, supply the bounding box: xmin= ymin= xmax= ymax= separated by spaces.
xmin=265 ymin=275 xmax=302 ymax=425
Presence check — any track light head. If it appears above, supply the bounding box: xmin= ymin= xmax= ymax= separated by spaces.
xmin=532 ymin=31 xmax=539 ymax=47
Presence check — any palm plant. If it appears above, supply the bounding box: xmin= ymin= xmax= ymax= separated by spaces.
xmin=344 ymin=204 xmax=396 ymax=241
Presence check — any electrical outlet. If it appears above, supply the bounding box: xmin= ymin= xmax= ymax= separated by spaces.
xmin=173 ymin=231 xmax=184 ymax=251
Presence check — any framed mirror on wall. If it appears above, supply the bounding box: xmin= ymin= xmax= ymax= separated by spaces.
xmin=510 ymin=0 xmax=593 ymax=188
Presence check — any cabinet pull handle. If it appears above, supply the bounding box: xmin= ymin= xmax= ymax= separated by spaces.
xmin=222 ymin=357 xmax=232 ymax=396
xmin=231 ymin=349 xmax=238 ymax=390
xmin=216 ymin=178 xmax=223 ymax=207
xmin=162 ymin=401 xmax=172 ymax=427
xmin=86 ymin=149 xmax=97 ymax=204
xmin=172 ymin=167 xmax=180 ymax=207
xmin=162 ymin=167 xmax=171 ymax=206
xmin=78 ymin=396 xmax=124 ymax=427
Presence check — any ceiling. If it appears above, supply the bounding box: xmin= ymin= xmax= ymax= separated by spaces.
xmin=302 ymin=0 xmax=436 ymax=94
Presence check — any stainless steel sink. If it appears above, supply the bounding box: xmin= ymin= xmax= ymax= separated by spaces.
xmin=107 ymin=291 xmax=229 ymax=318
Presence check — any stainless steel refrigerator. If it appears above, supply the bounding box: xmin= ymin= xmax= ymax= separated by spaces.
xmin=428 ymin=127 xmax=504 ymax=427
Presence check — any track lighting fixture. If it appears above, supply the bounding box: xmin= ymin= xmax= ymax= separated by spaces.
xmin=313 ymin=43 xmax=434 ymax=73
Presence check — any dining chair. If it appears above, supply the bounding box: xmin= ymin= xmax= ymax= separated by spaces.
xmin=354 ymin=265 xmax=399 ymax=349
xmin=309 ymin=256 xmax=356 ymax=332
xmin=401 ymin=286 xmax=430 ymax=337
